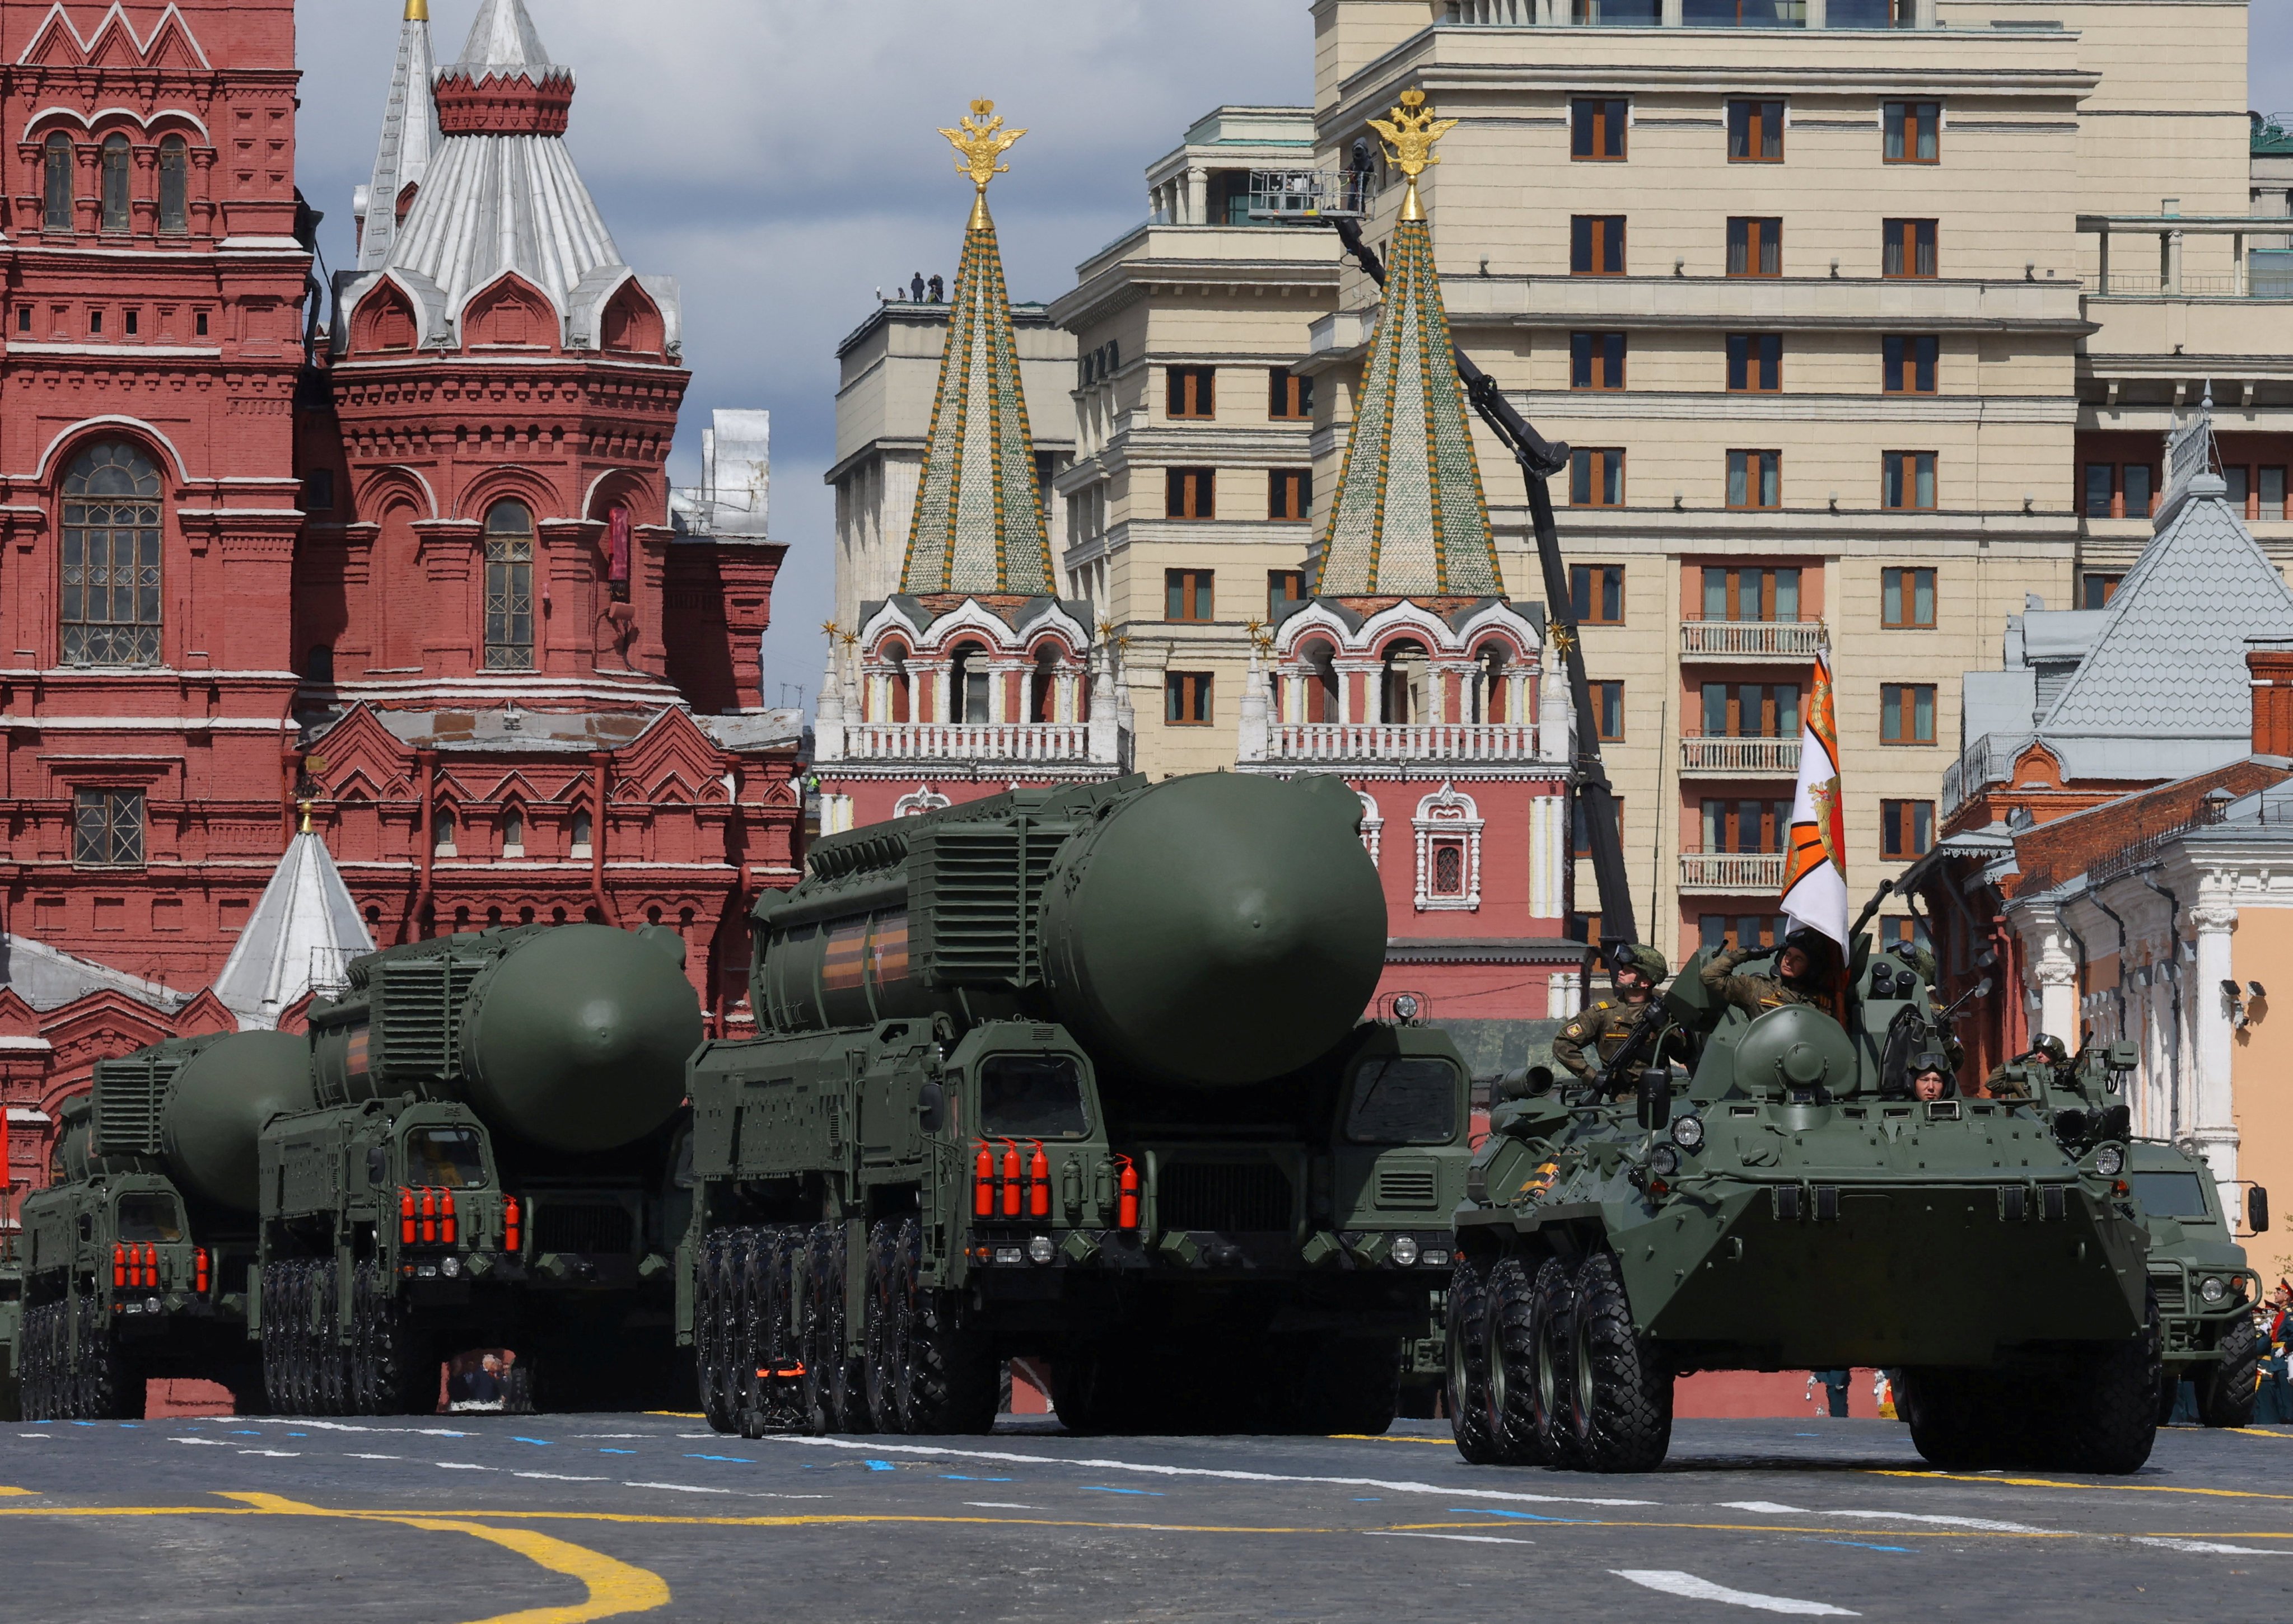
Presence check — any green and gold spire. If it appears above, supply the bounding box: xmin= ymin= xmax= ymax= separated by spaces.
xmin=898 ymin=100 xmax=1054 ymax=599
xmin=1311 ymin=90 xmax=1501 ymax=600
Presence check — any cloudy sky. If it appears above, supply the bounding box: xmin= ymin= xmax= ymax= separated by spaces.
xmin=293 ymin=2 xmax=2293 ymax=714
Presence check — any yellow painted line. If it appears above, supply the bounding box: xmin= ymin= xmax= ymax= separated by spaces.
xmin=1330 ymin=1433 xmax=1454 ymax=1445
xmin=641 ymin=1411 xmax=704 ymax=1419
xmin=2229 ymin=1426 xmax=2293 ymax=1440
xmin=0 ymin=1488 xmax=35 ymax=1497
xmin=1870 ymin=1469 xmax=2293 ymax=1503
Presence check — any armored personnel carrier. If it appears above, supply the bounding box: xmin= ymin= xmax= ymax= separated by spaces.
xmin=683 ymin=771 xmax=1472 ymax=1438
xmin=17 ymin=1033 xmax=310 ymax=1417
xmin=1449 ymin=937 xmax=2160 ymax=1475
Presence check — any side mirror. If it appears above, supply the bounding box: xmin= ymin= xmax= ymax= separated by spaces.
xmin=1637 ymin=1068 xmax=1671 ymax=1131
xmin=2250 ymin=1185 xmax=2271 ymax=1234
xmin=918 ymin=1080 xmax=946 ymax=1135
xmin=366 ymin=1146 xmax=388 ymax=1187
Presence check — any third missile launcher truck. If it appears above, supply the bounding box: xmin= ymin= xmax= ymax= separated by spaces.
xmin=684 ymin=771 xmax=1473 ymax=1437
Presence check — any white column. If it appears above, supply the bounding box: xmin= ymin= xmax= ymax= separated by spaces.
xmin=1529 ymin=794 xmax=1565 ymax=919
xmin=1538 ymin=668 xmax=1574 ymax=764
xmin=1548 ymin=969 xmax=1584 ymax=1019
xmin=2189 ymin=902 xmax=2243 ymax=1201
xmin=1185 ymin=168 xmax=1207 ymax=226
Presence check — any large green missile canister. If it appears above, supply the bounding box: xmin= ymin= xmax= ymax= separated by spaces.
xmin=160 ymin=1031 xmax=315 ymax=1213
xmin=753 ymin=773 xmax=1386 ymax=1088
xmin=309 ymin=923 xmax=699 ymax=1155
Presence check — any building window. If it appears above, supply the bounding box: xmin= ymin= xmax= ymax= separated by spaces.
xmin=158 ymin=136 xmax=189 ymax=233
xmin=1165 ymin=671 xmax=1213 ymax=725
xmin=1725 ymin=333 xmax=1781 ymax=394
xmin=1166 ymin=366 xmax=1215 ymax=420
xmin=1269 ymin=368 xmax=1313 ymax=420
xmin=432 ymin=808 xmax=458 ymax=855
xmin=1380 ymin=639 xmax=1430 ymax=724
xmin=1299 ymin=638 xmax=1340 ymax=723
xmin=1883 ymin=218 xmax=1937 ymax=279
xmin=1727 ymin=100 xmax=1784 ymax=161
xmin=949 ymin=643 xmax=991 ymax=723
xmin=1571 ymin=214 xmax=1626 ymax=275
xmin=1268 ymin=569 xmax=1306 ymax=615
xmin=1883 ymin=335 xmax=1938 ymax=394
xmin=1571 ymin=331 xmax=1626 ymax=390
xmin=99 ymin=134 xmax=131 ymax=233
xmin=569 ymin=808 xmax=594 ymax=858
xmin=302 ymin=469 xmax=334 ymax=513
xmin=1269 ymin=469 xmax=1312 ymax=521
xmin=1727 ymin=450 xmax=1781 ymax=509
xmin=482 ymin=500 xmax=536 ymax=670
xmin=1468 ymin=644 xmax=1510 ymax=723
xmin=1593 ymin=680 xmax=1625 ymax=741
xmin=2079 ymin=571 xmax=2122 ymax=610
xmin=1884 ymin=101 xmax=1940 ymax=163
xmin=1703 ymin=797 xmax=1790 ymax=853
xmin=73 ymin=788 xmax=144 ymax=868
xmin=1701 ymin=681 xmax=1800 ymax=737
xmin=1702 ymin=566 xmax=1801 ymax=623
xmin=1166 ymin=467 xmax=1215 ymax=520
xmin=1883 ymin=452 xmax=1937 ymax=511
xmin=1880 ymin=682 xmax=1936 ymax=743
xmin=1878 ymin=915 xmax=1932 ymax=953
xmin=501 ymin=808 xmax=525 ymax=857
xmin=1432 ymin=843 xmax=1465 ymax=896
xmin=60 ymin=439 xmax=164 ymax=667
xmin=2082 ymin=461 xmax=2156 ymax=520
xmin=1880 ymin=798 xmax=1935 ymax=858
xmin=1165 ymin=568 xmax=1213 ymax=623
xmin=1727 ymin=217 xmax=1782 ymax=278
xmin=1572 ymin=97 xmax=1628 ymax=160
xmin=1571 ymin=447 xmax=1626 ymax=507
xmin=1413 ymin=785 xmax=1484 ymax=912
xmin=15 ymin=307 xmax=27 ymax=333
xmin=1882 ymin=567 xmax=1936 ymax=628
xmin=1571 ymin=563 xmax=1625 ymax=624
xmin=43 ymin=132 xmax=72 ymax=232
xmin=1701 ymin=913 xmax=1786 ymax=952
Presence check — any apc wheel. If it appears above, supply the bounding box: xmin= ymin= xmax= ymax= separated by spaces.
xmin=2196 ymin=1313 xmax=2261 ymax=1429
xmin=1446 ymin=1255 xmax=1500 ymax=1464
xmin=1481 ymin=1256 xmax=1548 ymax=1466
xmin=2058 ymin=1291 xmax=2161 ymax=1475
xmin=1898 ymin=1369 xmax=1999 ymax=1470
xmin=696 ymin=1230 xmax=735 ymax=1434
xmin=1528 ymin=1256 xmax=1583 ymax=1468
xmin=805 ymin=1222 xmax=860 ymax=1434
xmin=1564 ymin=1251 xmax=1671 ymax=1474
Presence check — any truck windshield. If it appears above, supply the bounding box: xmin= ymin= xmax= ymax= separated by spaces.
xmin=116 ymin=1194 xmax=183 ymax=1242
xmin=978 ymin=1055 xmax=1089 ymax=1139
xmin=407 ymin=1127 xmax=488 ymax=1190
xmin=2128 ymin=1170 xmax=2213 ymax=1219
xmin=1346 ymin=1057 xmax=1460 ymax=1145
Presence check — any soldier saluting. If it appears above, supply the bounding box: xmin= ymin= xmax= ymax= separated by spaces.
xmin=1699 ymin=926 xmax=1837 ymax=1017
xmin=1553 ymin=944 xmax=1689 ymax=1096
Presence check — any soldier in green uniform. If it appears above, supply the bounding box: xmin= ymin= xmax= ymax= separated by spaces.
xmin=1553 ymin=945 xmax=1685 ymax=1096
xmin=1983 ymin=1033 xmax=2068 ymax=1101
xmin=1699 ymin=927 xmax=1836 ymax=1018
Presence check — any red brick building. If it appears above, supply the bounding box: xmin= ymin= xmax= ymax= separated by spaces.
xmin=0 ymin=0 xmax=800 ymax=1216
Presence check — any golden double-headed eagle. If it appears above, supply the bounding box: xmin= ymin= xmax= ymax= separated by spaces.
xmin=940 ymin=99 xmax=1027 ymax=190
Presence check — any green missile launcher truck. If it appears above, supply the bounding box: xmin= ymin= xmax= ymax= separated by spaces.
xmin=18 ymin=1032 xmax=311 ymax=1417
xmin=256 ymin=922 xmax=702 ymax=1414
xmin=683 ymin=771 xmax=1473 ymax=1437
xmin=1450 ymin=935 xmax=2164 ymax=1475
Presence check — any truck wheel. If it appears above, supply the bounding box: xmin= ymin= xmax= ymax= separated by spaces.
xmin=1528 ymin=1256 xmax=1581 ymax=1468
xmin=696 ymin=1230 xmax=734 ymax=1434
xmin=315 ymin=1261 xmax=348 ymax=1417
xmin=1446 ymin=1255 xmax=1500 ymax=1464
xmin=2196 ymin=1312 xmax=2261 ymax=1429
xmin=1294 ymin=1337 xmax=1401 ymax=1436
xmin=22 ymin=1302 xmax=53 ymax=1419
xmin=1898 ymin=1368 xmax=1994 ymax=1469
xmin=805 ymin=1222 xmax=860 ymax=1434
xmin=862 ymin=1219 xmax=907 ymax=1433
xmin=1565 ymin=1251 xmax=1671 ymax=1474
xmin=1482 ymin=1255 xmax=1548 ymax=1465
xmin=259 ymin=1263 xmax=286 ymax=1414
xmin=890 ymin=1217 xmax=997 ymax=1436
xmin=2060 ymin=1290 xmax=2161 ymax=1475
xmin=735 ymin=1228 xmax=780 ymax=1439
xmin=77 ymin=1284 xmax=131 ymax=1420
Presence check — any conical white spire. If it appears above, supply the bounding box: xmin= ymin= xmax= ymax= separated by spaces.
xmin=356 ymin=0 xmax=440 ymax=273
xmin=451 ymin=0 xmax=562 ymax=80
xmin=213 ymin=828 xmax=376 ymax=1031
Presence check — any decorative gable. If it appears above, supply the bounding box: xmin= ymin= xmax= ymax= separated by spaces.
xmin=461 ymin=273 xmax=559 ymax=350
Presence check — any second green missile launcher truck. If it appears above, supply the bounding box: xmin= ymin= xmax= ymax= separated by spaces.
xmin=684 ymin=771 xmax=1473 ymax=1437
xmin=261 ymin=922 xmax=703 ymax=1414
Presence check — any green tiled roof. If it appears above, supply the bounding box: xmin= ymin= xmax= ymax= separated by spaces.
xmin=2253 ymin=111 xmax=2293 ymax=157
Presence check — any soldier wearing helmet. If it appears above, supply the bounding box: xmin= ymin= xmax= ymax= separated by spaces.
xmin=1907 ymin=1051 xmax=1955 ymax=1102
xmin=1552 ymin=944 xmax=1688 ymax=1094
xmin=1700 ymin=926 xmax=1836 ymax=1018
xmin=1984 ymin=1032 xmax=2068 ymax=1100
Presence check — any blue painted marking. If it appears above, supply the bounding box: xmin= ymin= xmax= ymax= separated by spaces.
xmin=599 ymin=1448 xmax=637 ymax=1455
xmin=1793 ymin=1433 xmax=1822 ymax=1438
xmin=231 ymin=1430 xmax=260 ymax=1436
xmin=513 ymin=1438 xmax=553 ymax=1447
xmin=1352 ymin=1497 xmax=1382 ymax=1503
xmin=940 ymin=1475 xmax=1014 ymax=1482
xmin=1080 ymin=1486 xmax=1165 ymax=1497
xmin=865 ymin=1460 xmax=896 ymax=1472
xmin=1820 ymin=1539 xmax=1911 ymax=1553
xmin=1449 ymin=1508 xmax=1591 ymax=1524
xmin=685 ymin=1454 xmax=753 ymax=1463
xmin=117 ymin=1423 xmax=138 ymax=1429
xmin=286 ymin=1433 xmax=306 ymax=1438
xmin=71 ymin=1421 xmax=97 ymax=1428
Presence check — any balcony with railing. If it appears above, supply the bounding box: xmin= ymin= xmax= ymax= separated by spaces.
xmin=1263 ymin=721 xmax=1541 ymax=763
xmin=1679 ymin=851 xmax=1787 ymax=892
xmin=1680 ymin=619 xmax=1828 ymax=661
xmin=1941 ymin=731 xmax=2031 ymax=817
xmin=839 ymin=722 xmax=1098 ymax=762
xmin=1680 ymin=735 xmax=1800 ymax=776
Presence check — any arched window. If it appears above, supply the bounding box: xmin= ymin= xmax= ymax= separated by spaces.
xmin=1029 ymin=647 xmax=1059 ymax=723
xmin=948 ymin=642 xmax=991 ymax=724
xmin=157 ymin=137 xmax=188 ymax=234
xmin=43 ymin=133 xmax=74 ymax=232
xmin=1301 ymin=638 xmax=1340 ymax=724
xmin=482 ymin=500 xmax=535 ymax=670
xmin=1470 ymin=644 xmax=1509 ymax=724
xmin=99 ymin=134 xmax=130 ymax=233
xmin=501 ymin=808 xmax=525 ymax=857
xmin=60 ymin=441 xmax=163 ymax=666
xmin=1380 ymin=639 xmax=1428 ymax=724
xmin=569 ymin=808 xmax=594 ymax=858
xmin=432 ymin=808 xmax=457 ymax=855
xmin=883 ymin=643 xmax=912 ymax=724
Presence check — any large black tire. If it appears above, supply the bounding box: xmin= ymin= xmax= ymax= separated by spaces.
xmin=696 ymin=1229 xmax=734 ymax=1434
xmin=315 ymin=1261 xmax=348 ymax=1417
xmin=22 ymin=1302 xmax=55 ymax=1419
xmin=2058 ymin=1293 xmax=2161 ymax=1475
xmin=259 ymin=1263 xmax=288 ymax=1415
xmin=1529 ymin=1256 xmax=1582 ymax=1468
xmin=352 ymin=1261 xmax=422 ymax=1416
xmin=2196 ymin=1313 xmax=2261 ymax=1429
xmin=729 ymin=1228 xmax=764 ymax=1439
xmin=1447 ymin=1255 xmax=1500 ymax=1464
xmin=1482 ymin=1255 xmax=1548 ymax=1466
xmin=805 ymin=1222 xmax=861 ymax=1434
xmin=861 ymin=1219 xmax=905 ymax=1432
xmin=76 ymin=1284 xmax=133 ymax=1420
xmin=885 ymin=1218 xmax=997 ymax=1436
xmin=1564 ymin=1251 xmax=1671 ymax=1473
xmin=1898 ymin=1368 xmax=1995 ymax=1469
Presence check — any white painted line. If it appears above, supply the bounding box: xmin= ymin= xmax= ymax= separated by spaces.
xmin=238 ymin=1450 xmax=301 ymax=1458
xmin=1615 ymin=1571 xmax=1858 ymax=1617
xmin=1367 ymin=1532 xmax=1538 ymax=1547
xmin=516 ymin=1472 xmax=609 ymax=1482
xmin=1719 ymin=1501 xmax=2044 ymax=1533
xmin=238 ymin=1418 xmax=469 ymax=1438
xmin=169 ymin=1438 xmax=232 ymax=1448
xmin=345 ymin=1454 xmax=402 ymax=1461
xmin=435 ymin=1462 xmax=494 ymax=1471
xmin=964 ymin=1501 xmax=1039 ymax=1510
xmin=763 ymin=1436 xmax=1659 ymax=1508
xmin=15 ymin=1434 xmax=50 ymax=1440
xmin=2127 ymin=1537 xmax=2287 ymax=1556
xmin=625 ymin=1481 xmax=735 ymax=1495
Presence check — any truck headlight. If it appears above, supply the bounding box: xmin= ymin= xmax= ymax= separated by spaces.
xmin=2093 ymin=1145 xmax=2124 ymax=1178
xmin=1390 ymin=1235 xmax=1421 ymax=1267
xmin=1027 ymin=1234 xmax=1055 ymax=1266
xmin=2199 ymin=1275 xmax=2227 ymax=1304
xmin=1671 ymin=1115 xmax=1705 ymax=1152
xmin=1650 ymin=1145 xmax=1681 ymax=1178
xmin=441 ymin=1254 xmax=461 ymax=1280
